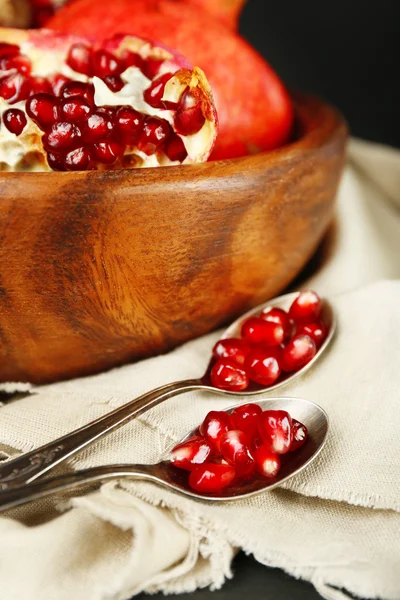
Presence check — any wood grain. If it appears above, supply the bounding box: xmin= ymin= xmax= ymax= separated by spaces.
xmin=0 ymin=93 xmax=348 ymax=384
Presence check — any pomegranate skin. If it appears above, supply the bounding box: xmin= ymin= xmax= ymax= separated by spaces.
xmin=48 ymin=0 xmax=294 ymax=160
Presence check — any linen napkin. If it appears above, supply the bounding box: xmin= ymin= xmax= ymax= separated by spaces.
xmin=0 ymin=139 xmax=400 ymax=600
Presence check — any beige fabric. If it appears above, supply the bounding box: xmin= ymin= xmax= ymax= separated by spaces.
xmin=0 ymin=139 xmax=400 ymax=600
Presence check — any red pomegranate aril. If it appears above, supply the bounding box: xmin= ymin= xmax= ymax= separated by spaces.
xmin=0 ymin=73 xmax=30 ymax=104
xmin=254 ymin=445 xmax=281 ymax=478
xmin=30 ymin=77 xmax=52 ymax=95
xmin=66 ymin=43 xmax=93 ymax=76
xmin=83 ymin=112 xmax=113 ymax=143
xmin=290 ymin=419 xmax=308 ymax=452
xmin=43 ymin=121 xmax=82 ymax=152
xmin=0 ymin=43 xmax=19 ymax=59
xmin=49 ymin=73 xmax=71 ymax=96
xmin=189 ymin=463 xmax=236 ymax=493
xmin=258 ymin=410 xmax=293 ymax=455
xmin=170 ymin=435 xmax=212 ymax=471
xmin=60 ymin=97 xmax=92 ymax=124
xmin=61 ymin=81 xmax=95 ymax=104
xmin=92 ymin=141 xmax=124 ymax=164
xmin=199 ymin=410 xmax=232 ymax=452
xmin=3 ymin=109 xmax=27 ymax=136
xmin=212 ymin=338 xmax=250 ymax=366
xmin=174 ymin=88 xmax=205 ymax=135
xmin=245 ymin=349 xmax=281 ymax=387
xmin=230 ymin=403 xmax=263 ymax=439
xmin=281 ymin=334 xmax=316 ymax=372
xmin=143 ymin=73 xmax=174 ymax=109
xmin=46 ymin=152 xmax=64 ymax=171
xmin=115 ymin=106 xmax=143 ymax=144
xmin=0 ymin=54 xmax=32 ymax=75
xmin=289 ymin=291 xmax=322 ymax=324
xmin=64 ymin=146 xmax=92 ymax=171
xmin=122 ymin=51 xmax=144 ymax=71
xmin=296 ymin=321 xmax=327 ymax=348
xmin=138 ymin=117 xmax=171 ymax=155
xmin=220 ymin=430 xmax=255 ymax=476
xmin=104 ymin=75 xmax=124 ymax=92
xmin=261 ymin=307 xmax=293 ymax=339
xmin=164 ymin=134 xmax=188 ymax=162
xmin=92 ymin=49 xmax=123 ymax=78
xmin=26 ymin=93 xmax=59 ymax=129
xmin=141 ymin=58 xmax=164 ymax=80
xmin=241 ymin=317 xmax=284 ymax=347
xmin=210 ymin=358 xmax=249 ymax=392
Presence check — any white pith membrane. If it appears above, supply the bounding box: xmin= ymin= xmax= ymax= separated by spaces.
xmin=0 ymin=30 xmax=217 ymax=172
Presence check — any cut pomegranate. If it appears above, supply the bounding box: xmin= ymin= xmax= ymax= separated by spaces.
xmin=289 ymin=291 xmax=323 ymax=324
xmin=220 ymin=430 xmax=255 ymax=476
xmin=189 ymin=463 xmax=236 ymax=494
xmin=199 ymin=410 xmax=232 ymax=452
xmin=170 ymin=435 xmax=212 ymax=471
xmin=254 ymin=445 xmax=281 ymax=478
xmin=212 ymin=338 xmax=250 ymax=366
xmin=210 ymin=358 xmax=249 ymax=392
xmin=281 ymin=334 xmax=317 ymax=372
xmin=244 ymin=349 xmax=281 ymax=386
xmin=296 ymin=322 xmax=327 ymax=348
xmin=241 ymin=317 xmax=284 ymax=347
xmin=3 ymin=109 xmax=27 ymax=136
xmin=290 ymin=419 xmax=308 ymax=452
xmin=258 ymin=410 xmax=293 ymax=455
xmin=260 ymin=307 xmax=293 ymax=339
xmin=230 ymin=403 xmax=262 ymax=440
xmin=0 ymin=28 xmax=217 ymax=172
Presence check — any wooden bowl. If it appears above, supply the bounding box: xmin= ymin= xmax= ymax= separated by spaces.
xmin=0 ymin=93 xmax=347 ymax=384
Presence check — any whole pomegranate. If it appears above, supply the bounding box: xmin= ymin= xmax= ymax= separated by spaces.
xmin=48 ymin=0 xmax=294 ymax=160
xmin=0 ymin=28 xmax=218 ymax=172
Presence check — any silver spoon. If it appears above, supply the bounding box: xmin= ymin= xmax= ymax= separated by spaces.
xmin=0 ymin=397 xmax=329 ymax=512
xmin=0 ymin=291 xmax=335 ymax=491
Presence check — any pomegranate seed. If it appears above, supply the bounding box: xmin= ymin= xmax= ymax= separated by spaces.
xmin=0 ymin=73 xmax=30 ymax=104
xmin=64 ymin=146 xmax=92 ymax=171
xmin=61 ymin=81 xmax=95 ymax=105
xmin=164 ymin=134 xmax=188 ymax=162
xmin=254 ymin=445 xmax=281 ymax=478
xmin=96 ymin=106 xmax=117 ymax=118
xmin=0 ymin=54 xmax=31 ymax=75
xmin=43 ymin=122 xmax=82 ymax=152
xmin=138 ymin=117 xmax=171 ymax=155
xmin=230 ymin=403 xmax=262 ymax=439
xmin=170 ymin=436 xmax=212 ymax=471
xmin=289 ymin=291 xmax=322 ymax=324
xmin=49 ymin=74 xmax=71 ymax=96
xmin=258 ymin=410 xmax=293 ymax=455
xmin=189 ymin=463 xmax=235 ymax=494
xmin=122 ymin=51 xmax=144 ymax=71
xmin=92 ymin=50 xmax=123 ymax=78
xmin=212 ymin=338 xmax=250 ymax=366
xmin=174 ymin=87 xmax=205 ymax=135
xmin=296 ymin=321 xmax=327 ymax=347
xmin=210 ymin=359 xmax=249 ymax=392
xmin=261 ymin=307 xmax=293 ymax=339
xmin=290 ymin=419 xmax=308 ymax=452
xmin=60 ymin=97 xmax=93 ymax=124
xmin=46 ymin=152 xmax=64 ymax=171
xmin=92 ymin=141 xmax=124 ymax=164
xmin=83 ymin=112 xmax=113 ymax=143
xmin=29 ymin=77 xmax=52 ymax=95
xmin=0 ymin=43 xmax=19 ymax=59
xmin=115 ymin=106 xmax=143 ymax=145
xmin=244 ymin=349 xmax=281 ymax=386
xmin=104 ymin=75 xmax=124 ymax=92
xmin=241 ymin=317 xmax=284 ymax=347
xmin=281 ymin=334 xmax=316 ymax=372
xmin=141 ymin=58 xmax=164 ymax=80
xmin=66 ymin=43 xmax=93 ymax=76
xmin=220 ymin=430 xmax=255 ymax=476
xmin=143 ymin=73 xmax=174 ymax=109
xmin=199 ymin=410 xmax=232 ymax=452
xmin=3 ymin=109 xmax=27 ymax=136
xmin=26 ymin=93 xmax=59 ymax=130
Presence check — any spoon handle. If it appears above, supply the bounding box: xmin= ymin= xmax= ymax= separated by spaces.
xmin=0 ymin=378 xmax=202 ymax=491
xmin=0 ymin=464 xmax=156 ymax=513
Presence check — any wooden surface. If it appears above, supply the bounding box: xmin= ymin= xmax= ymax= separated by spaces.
xmin=0 ymin=93 xmax=347 ymax=384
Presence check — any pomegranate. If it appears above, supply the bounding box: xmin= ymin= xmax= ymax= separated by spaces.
xmin=220 ymin=429 xmax=255 ymax=476
xmin=258 ymin=410 xmax=293 ymax=455
xmin=0 ymin=28 xmax=217 ymax=172
xmin=210 ymin=358 xmax=249 ymax=392
xmin=244 ymin=348 xmax=281 ymax=386
xmin=48 ymin=0 xmax=294 ymax=160
xmin=230 ymin=403 xmax=262 ymax=439
xmin=296 ymin=321 xmax=327 ymax=348
xmin=253 ymin=445 xmax=281 ymax=479
xmin=290 ymin=419 xmax=308 ymax=452
xmin=241 ymin=317 xmax=284 ymax=347
xmin=281 ymin=334 xmax=317 ymax=372
xmin=212 ymin=338 xmax=250 ymax=366
xmin=189 ymin=463 xmax=236 ymax=494
xmin=199 ymin=410 xmax=232 ymax=452
xmin=288 ymin=291 xmax=323 ymax=324
xmin=260 ymin=307 xmax=293 ymax=339
xmin=170 ymin=435 xmax=212 ymax=470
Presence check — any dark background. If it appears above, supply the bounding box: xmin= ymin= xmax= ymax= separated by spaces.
xmin=138 ymin=2 xmax=399 ymax=598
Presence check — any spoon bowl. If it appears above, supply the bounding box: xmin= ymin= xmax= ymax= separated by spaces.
xmin=0 ymin=396 xmax=329 ymax=511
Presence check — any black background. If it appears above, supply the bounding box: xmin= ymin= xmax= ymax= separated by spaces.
xmin=138 ymin=2 xmax=399 ymax=598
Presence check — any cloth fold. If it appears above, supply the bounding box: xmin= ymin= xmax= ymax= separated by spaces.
xmin=1 ymin=139 xmax=400 ymax=600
